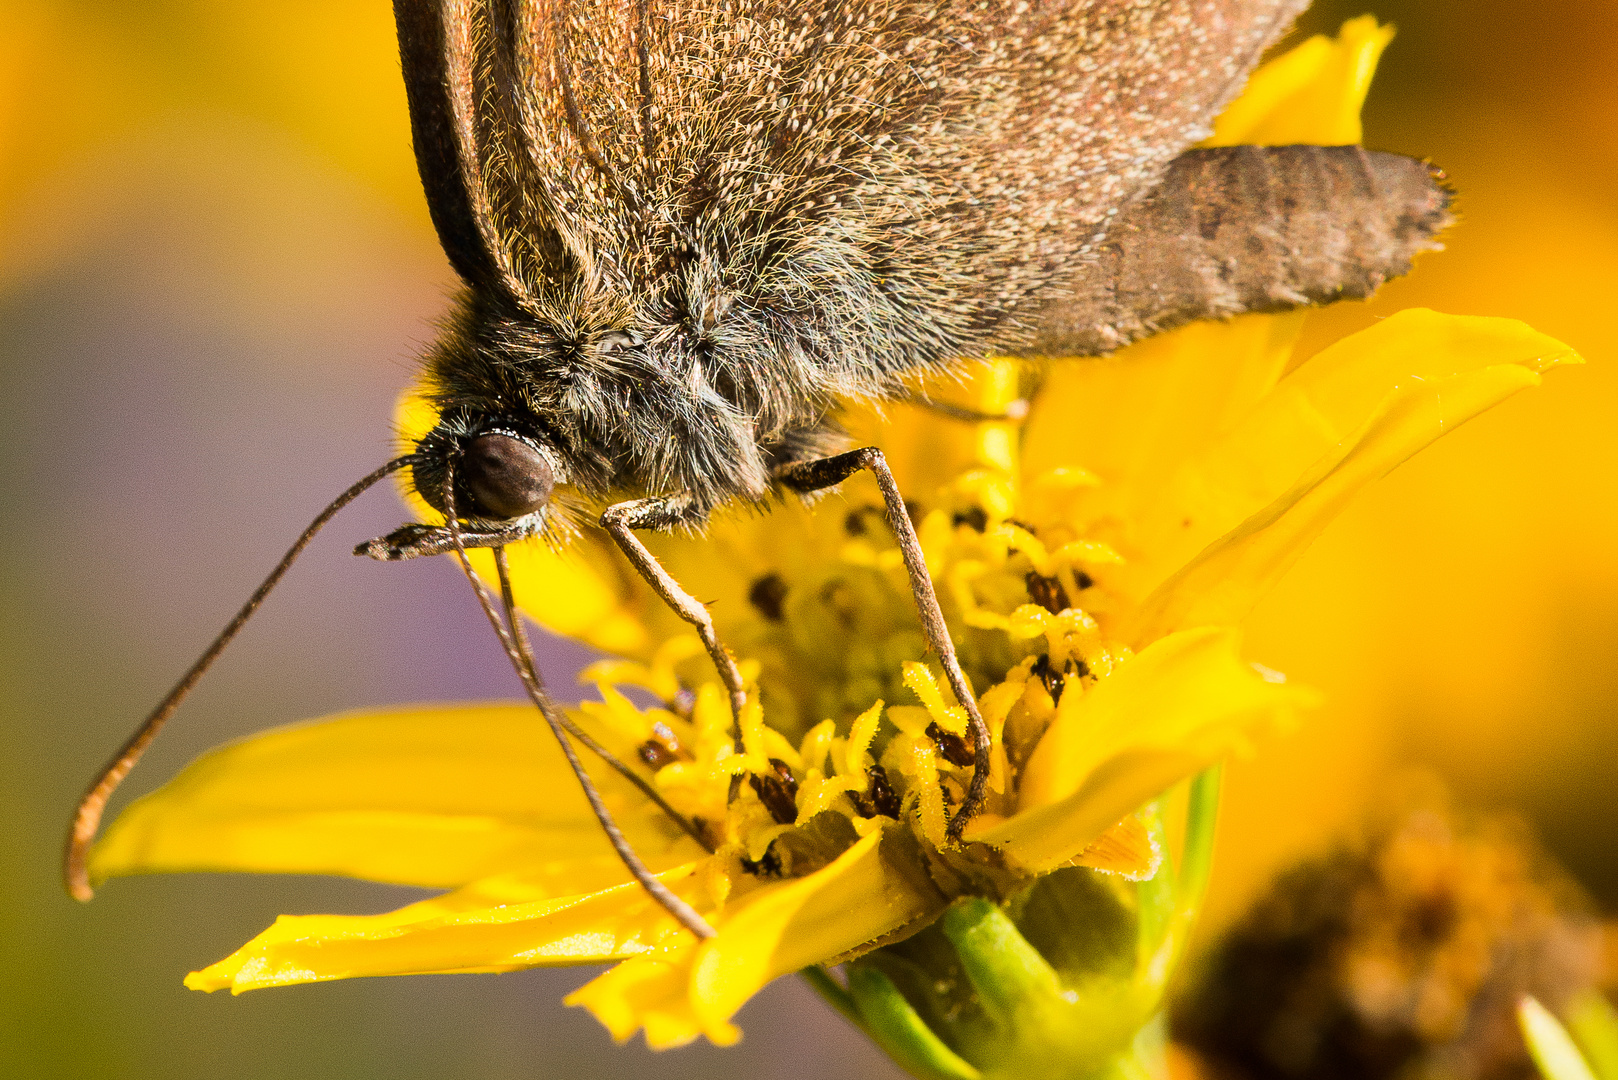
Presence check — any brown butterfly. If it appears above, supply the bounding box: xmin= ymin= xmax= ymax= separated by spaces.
xmin=68 ymin=0 xmax=1450 ymax=939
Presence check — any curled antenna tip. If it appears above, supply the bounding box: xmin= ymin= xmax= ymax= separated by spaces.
xmin=60 ymin=456 xmax=414 ymax=905
xmin=64 ymin=804 xmax=100 ymax=900
xmin=66 ymin=870 xmax=95 ymax=902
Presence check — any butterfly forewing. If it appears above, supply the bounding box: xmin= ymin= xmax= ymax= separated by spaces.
xmin=395 ymin=0 xmax=1311 ymax=365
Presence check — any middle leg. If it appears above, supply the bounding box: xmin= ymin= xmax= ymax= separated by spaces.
xmin=775 ymin=446 xmax=992 ymax=842
xmin=601 ymin=496 xmax=748 ymax=755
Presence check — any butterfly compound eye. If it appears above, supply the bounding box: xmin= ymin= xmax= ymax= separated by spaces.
xmin=459 ymin=433 xmax=554 ymax=519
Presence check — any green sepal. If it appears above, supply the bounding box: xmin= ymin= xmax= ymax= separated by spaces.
xmin=799 ymin=965 xmax=866 ymax=1031
xmin=836 ymin=765 xmax=1227 ymax=1080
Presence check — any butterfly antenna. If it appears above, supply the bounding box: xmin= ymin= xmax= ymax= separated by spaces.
xmin=64 ymin=455 xmax=418 ymax=902
xmin=440 ymin=469 xmax=716 ymax=940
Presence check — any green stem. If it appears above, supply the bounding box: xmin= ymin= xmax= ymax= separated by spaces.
xmin=1134 ymin=803 xmax=1175 ymax=967
xmin=845 ymin=965 xmax=982 ymax=1080
xmin=799 ymin=965 xmax=867 ymax=1032
xmin=1176 ymin=764 xmax=1224 ymax=919
xmin=1522 ymin=995 xmax=1600 ymax=1080
xmin=1135 ymin=765 xmax=1225 ymax=993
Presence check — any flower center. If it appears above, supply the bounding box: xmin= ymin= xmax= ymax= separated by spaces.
xmin=582 ymin=460 xmax=1138 ymax=894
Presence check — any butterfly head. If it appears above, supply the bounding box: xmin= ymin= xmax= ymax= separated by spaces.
xmin=405 ymin=405 xmax=566 ymax=532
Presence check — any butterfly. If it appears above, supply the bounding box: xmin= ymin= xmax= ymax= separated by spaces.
xmin=68 ymin=0 xmax=1450 ymax=939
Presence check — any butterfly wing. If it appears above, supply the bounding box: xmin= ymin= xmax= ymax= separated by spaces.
xmin=395 ymin=1 xmax=1338 ymax=365
xmin=1029 ymin=146 xmax=1455 ymax=356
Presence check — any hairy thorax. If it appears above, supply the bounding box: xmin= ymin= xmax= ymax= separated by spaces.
xmin=416 ymin=286 xmax=859 ymax=524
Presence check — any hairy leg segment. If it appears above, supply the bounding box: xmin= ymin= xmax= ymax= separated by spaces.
xmin=600 ymin=496 xmax=749 ymax=755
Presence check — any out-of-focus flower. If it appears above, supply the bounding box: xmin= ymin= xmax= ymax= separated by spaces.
xmin=1174 ymin=795 xmax=1607 ymax=1080
xmin=84 ymin=18 xmax=1580 ymax=1077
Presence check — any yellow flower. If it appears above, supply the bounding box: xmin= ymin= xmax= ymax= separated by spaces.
xmin=85 ymin=17 xmax=1579 ymax=1066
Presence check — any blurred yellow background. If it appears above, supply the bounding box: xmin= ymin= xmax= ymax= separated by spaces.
xmin=1 ymin=1 xmax=1613 ymax=1077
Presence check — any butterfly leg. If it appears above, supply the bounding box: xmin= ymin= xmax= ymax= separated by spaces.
xmin=774 ymin=447 xmax=991 ymax=843
xmin=434 ymin=476 xmax=714 ymax=939
xmin=601 ymin=496 xmax=749 ymax=754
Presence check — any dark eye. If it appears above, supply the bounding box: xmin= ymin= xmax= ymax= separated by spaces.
xmin=458 ymin=433 xmax=554 ymax=519
xmin=597 ymin=331 xmax=636 ymax=356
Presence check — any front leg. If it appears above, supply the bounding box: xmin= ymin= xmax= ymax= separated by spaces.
xmin=775 ymin=447 xmax=992 ymax=843
xmin=355 ymin=520 xmax=537 ymax=561
xmin=600 ymin=497 xmax=748 ymax=753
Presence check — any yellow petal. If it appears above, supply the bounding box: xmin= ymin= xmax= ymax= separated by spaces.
xmin=567 ymin=946 xmax=739 ymax=1049
xmin=186 ymin=864 xmax=708 ymax=994
xmin=972 ymin=628 xmax=1313 ymax=873
xmin=1069 ymin=814 xmax=1162 ymax=881
xmin=1126 ymin=313 xmax=1582 ymax=642
xmin=1022 ymin=314 xmax=1308 ymax=547
xmin=497 ymin=538 xmax=652 ymax=657
xmin=90 ymin=703 xmax=703 ymax=890
xmin=1208 ymin=16 xmax=1394 ymax=148
xmin=687 ymin=825 xmax=948 ymax=1032
xmin=566 ymin=826 xmax=946 ymax=1046
xmin=842 ymin=359 xmax=1027 ymax=496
